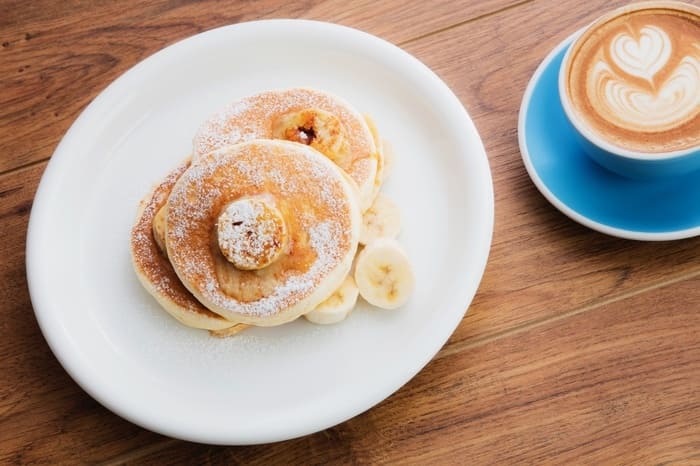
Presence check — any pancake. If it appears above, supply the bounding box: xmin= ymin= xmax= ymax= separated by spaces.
xmin=130 ymin=160 xmax=247 ymax=332
xmin=166 ymin=140 xmax=361 ymax=326
xmin=193 ymin=88 xmax=380 ymax=210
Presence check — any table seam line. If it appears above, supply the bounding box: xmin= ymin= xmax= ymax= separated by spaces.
xmin=436 ymin=267 xmax=700 ymax=360
xmin=397 ymin=0 xmax=534 ymax=46
xmin=0 ymin=2 xmax=535 ymax=178
xmin=0 ymin=157 xmax=50 ymax=179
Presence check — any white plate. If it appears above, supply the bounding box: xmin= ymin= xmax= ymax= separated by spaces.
xmin=26 ymin=20 xmax=493 ymax=445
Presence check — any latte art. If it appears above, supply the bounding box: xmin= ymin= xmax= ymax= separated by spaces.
xmin=591 ymin=51 xmax=700 ymax=132
xmin=610 ymin=26 xmax=671 ymax=83
xmin=565 ymin=3 xmax=700 ymax=153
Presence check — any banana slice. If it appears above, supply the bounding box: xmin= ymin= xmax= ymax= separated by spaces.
xmin=354 ymin=238 xmax=414 ymax=310
xmin=381 ymin=139 xmax=394 ymax=180
xmin=209 ymin=323 xmax=250 ymax=338
xmin=272 ymin=108 xmax=352 ymax=167
xmin=351 ymin=244 xmax=364 ymax=276
xmin=360 ymin=193 xmax=401 ymax=245
xmin=363 ymin=114 xmax=385 ymax=199
xmin=304 ymin=275 xmax=359 ymax=325
xmin=152 ymin=204 xmax=168 ymax=256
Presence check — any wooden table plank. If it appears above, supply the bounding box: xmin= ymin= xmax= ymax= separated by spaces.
xmin=0 ymin=138 xmax=696 ymax=462
xmin=4 ymin=0 xmax=699 ymax=364
xmin=0 ymin=0 xmax=523 ymax=174
xmin=122 ymin=273 xmax=700 ymax=464
xmin=1 ymin=0 xmax=699 ymax=463
xmin=0 ymin=164 xmax=167 ymax=464
xmin=399 ymin=0 xmax=700 ymax=347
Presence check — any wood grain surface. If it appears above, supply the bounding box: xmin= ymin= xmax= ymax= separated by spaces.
xmin=1 ymin=0 xmax=699 ymax=464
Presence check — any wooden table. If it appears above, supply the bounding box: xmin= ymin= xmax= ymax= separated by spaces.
xmin=2 ymin=1 xmax=699 ymax=463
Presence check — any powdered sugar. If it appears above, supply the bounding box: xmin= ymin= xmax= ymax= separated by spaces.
xmin=130 ymin=162 xmax=227 ymax=319
xmin=207 ymin=220 xmax=342 ymax=315
xmin=130 ymin=163 xmax=187 ymax=299
xmin=217 ymin=200 xmax=263 ymax=256
xmin=216 ymin=198 xmax=285 ymax=270
xmin=191 ymin=88 xmax=376 ymax=196
xmin=166 ymin=141 xmax=357 ymax=319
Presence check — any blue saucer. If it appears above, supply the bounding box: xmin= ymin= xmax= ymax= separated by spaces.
xmin=518 ymin=36 xmax=700 ymax=240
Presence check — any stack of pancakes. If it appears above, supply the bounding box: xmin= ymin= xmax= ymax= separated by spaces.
xmin=131 ymin=88 xmax=413 ymax=337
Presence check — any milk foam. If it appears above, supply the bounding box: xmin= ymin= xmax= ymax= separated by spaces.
xmin=589 ymin=26 xmax=700 ymax=132
xmin=610 ymin=26 xmax=671 ymax=82
xmin=591 ymin=54 xmax=700 ymax=131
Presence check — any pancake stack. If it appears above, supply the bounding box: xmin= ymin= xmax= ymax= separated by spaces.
xmin=130 ymin=88 xmax=414 ymax=336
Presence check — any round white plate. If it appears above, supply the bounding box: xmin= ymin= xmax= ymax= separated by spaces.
xmin=27 ymin=20 xmax=493 ymax=445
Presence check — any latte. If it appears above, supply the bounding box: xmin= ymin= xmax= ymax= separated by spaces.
xmin=563 ymin=2 xmax=700 ymax=153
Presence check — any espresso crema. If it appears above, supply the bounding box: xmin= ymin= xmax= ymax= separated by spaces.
xmin=565 ymin=2 xmax=700 ymax=153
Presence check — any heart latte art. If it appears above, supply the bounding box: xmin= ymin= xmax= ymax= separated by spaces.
xmin=593 ymin=26 xmax=699 ymax=132
xmin=565 ymin=4 xmax=700 ymax=153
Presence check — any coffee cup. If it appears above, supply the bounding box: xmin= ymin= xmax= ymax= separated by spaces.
xmin=559 ymin=1 xmax=700 ymax=179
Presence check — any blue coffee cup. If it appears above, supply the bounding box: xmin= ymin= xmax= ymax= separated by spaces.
xmin=558 ymin=1 xmax=700 ymax=180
